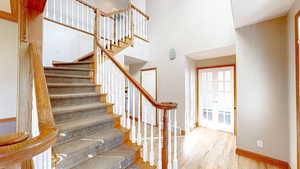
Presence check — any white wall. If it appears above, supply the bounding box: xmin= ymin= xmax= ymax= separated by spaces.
xmin=236 ymin=16 xmax=289 ymax=162
xmin=92 ymin=0 xmax=128 ymax=12
xmin=288 ymin=0 xmax=299 ymax=168
xmin=0 ymin=19 xmax=18 ymax=119
xmin=146 ymin=0 xmax=235 ymax=130
xmin=43 ymin=20 xmax=94 ymax=66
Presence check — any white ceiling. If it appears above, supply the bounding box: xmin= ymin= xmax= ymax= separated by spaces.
xmin=231 ymin=0 xmax=294 ymax=28
xmin=187 ymin=44 xmax=236 ymax=60
xmin=0 ymin=0 xmax=11 ymax=13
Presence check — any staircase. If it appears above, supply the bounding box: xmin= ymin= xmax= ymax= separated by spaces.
xmin=45 ymin=53 xmax=145 ymax=169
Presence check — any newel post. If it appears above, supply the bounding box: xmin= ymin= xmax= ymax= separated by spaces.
xmin=162 ymin=109 xmax=169 ymax=169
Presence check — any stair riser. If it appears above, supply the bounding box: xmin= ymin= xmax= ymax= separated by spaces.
xmin=79 ymin=57 xmax=94 ymax=62
xmin=46 ymin=76 xmax=92 ymax=83
xmin=56 ymin=134 xmax=124 ymax=169
xmin=57 ymin=120 xmax=114 ymax=146
xmin=51 ymin=95 xmax=100 ymax=108
xmin=48 ymin=86 xmax=96 ymax=94
xmin=54 ymin=64 xmax=92 ymax=69
xmin=54 ymin=108 xmax=107 ymax=123
xmin=44 ymin=69 xmax=92 ymax=76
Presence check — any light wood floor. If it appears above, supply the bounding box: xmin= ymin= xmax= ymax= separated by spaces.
xmin=142 ymin=127 xmax=282 ymax=169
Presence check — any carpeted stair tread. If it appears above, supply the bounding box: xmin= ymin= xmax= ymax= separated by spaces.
xmin=55 ymin=129 xmax=124 ymax=169
xmin=56 ymin=114 xmax=114 ymax=132
xmin=50 ymin=92 xmax=101 ymax=99
xmin=44 ymin=66 xmax=94 ymax=71
xmin=72 ymin=145 xmax=136 ymax=169
xmin=53 ymin=103 xmax=107 ymax=115
xmin=48 ymin=83 xmax=97 ymax=87
xmin=45 ymin=73 xmax=91 ymax=79
xmin=55 ymin=128 xmax=123 ymax=154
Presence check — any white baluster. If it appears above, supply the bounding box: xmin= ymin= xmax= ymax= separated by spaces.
xmin=149 ymin=105 xmax=155 ymax=166
xmin=45 ymin=0 xmax=49 ymax=18
xmin=81 ymin=4 xmax=84 ymax=30
xmin=86 ymin=6 xmax=88 ymax=32
xmin=108 ymin=60 xmax=112 ymax=103
xmin=60 ymin=0 xmax=62 ymax=23
xmin=66 ymin=0 xmax=69 ymax=25
xmin=157 ymin=109 xmax=163 ymax=169
xmin=71 ymin=0 xmax=74 ymax=26
xmin=143 ymin=104 xmax=148 ymax=162
xmin=168 ymin=110 xmax=172 ymax=169
xmin=126 ymin=83 xmax=131 ymax=129
xmin=121 ymin=77 xmax=126 ymax=127
xmin=77 ymin=2 xmax=80 ymax=28
xmin=53 ymin=0 xmax=56 ymax=20
xmin=137 ymin=92 xmax=142 ymax=146
xmin=123 ymin=13 xmax=126 ymax=40
xmin=173 ymin=109 xmax=178 ymax=169
xmin=131 ymin=87 xmax=136 ymax=143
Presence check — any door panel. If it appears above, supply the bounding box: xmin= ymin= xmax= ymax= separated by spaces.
xmin=198 ymin=67 xmax=234 ymax=133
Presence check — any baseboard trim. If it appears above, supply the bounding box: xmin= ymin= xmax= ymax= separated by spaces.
xmin=236 ymin=148 xmax=290 ymax=169
xmin=0 ymin=117 xmax=16 ymax=123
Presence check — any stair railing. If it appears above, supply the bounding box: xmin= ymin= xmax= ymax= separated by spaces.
xmin=43 ymin=0 xmax=178 ymax=168
xmin=95 ymin=40 xmax=178 ymax=169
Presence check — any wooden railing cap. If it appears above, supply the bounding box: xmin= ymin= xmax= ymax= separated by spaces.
xmin=0 ymin=133 xmax=29 ymax=147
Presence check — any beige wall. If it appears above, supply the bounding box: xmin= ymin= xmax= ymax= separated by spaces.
xmin=236 ymin=16 xmax=289 ymax=162
xmin=195 ymin=55 xmax=236 ymax=67
xmin=0 ymin=19 xmax=18 ymax=119
xmin=288 ymin=0 xmax=299 ymax=168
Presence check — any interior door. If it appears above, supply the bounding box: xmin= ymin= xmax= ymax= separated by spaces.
xmin=198 ymin=66 xmax=234 ymax=133
xmin=141 ymin=68 xmax=157 ymax=125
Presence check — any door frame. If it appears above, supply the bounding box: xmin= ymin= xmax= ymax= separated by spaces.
xmin=140 ymin=67 xmax=158 ymax=125
xmin=196 ymin=64 xmax=237 ymax=135
xmin=294 ymin=10 xmax=300 ymax=169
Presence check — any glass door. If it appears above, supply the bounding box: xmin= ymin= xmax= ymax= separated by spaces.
xmin=198 ymin=66 xmax=234 ymax=133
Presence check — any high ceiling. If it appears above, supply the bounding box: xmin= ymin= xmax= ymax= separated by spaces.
xmin=231 ymin=0 xmax=294 ymax=28
xmin=0 ymin=0 xmax=11 ymax=13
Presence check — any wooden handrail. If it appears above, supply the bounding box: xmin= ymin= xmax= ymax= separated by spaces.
xmin=0 ymin=133 xmax=29 ymax=146
xmin=129 ymin=3 xmax=150 ymax=20
xmin=0 ymin=43 xmax=58 ymax=167
xmin=74 ymin=0 xmax=96 ymax=11
xmin=31 ymin=43 xmax=56 ymax=127
xmin=95 ymin=39 xmax=176 ymax=110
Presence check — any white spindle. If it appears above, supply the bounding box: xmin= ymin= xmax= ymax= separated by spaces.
xmin=137 ymin=92 xmax=142 ymax=146
xmin=173 ymin=109 xmax=178 ymax=169
xmin=45 ymin=0 xmax=49 ymax=18
xmin=168 ymin=110 xmax=172 ymax=169
xmin=66 ymin=0 xmax=69 ymax=25
xmin=77 ymin=2 xmax=80 ymax=28
xmin=131 ymin=87 xmax=136 ymax=143
xmin=143 ymin=104 xmax=148 ymax=162
xmin=53 ymin=0 xmax=56 ymax=20
xmin=108 ymin=60 xmax=112 ymax=103
xmin=126 ymin=82 xmax=131 ymax=129
xmin=71 ymin=0 xmax=74 ymax=26
xmin=86 ymin=5 xmax=88 ymax=32
xmin=158 ymin=110 xmax=163 ymax=169
xmin=60 ymin=0 xmax=63 ymax=23
xmin=123 ymin=13 xmax=126 ymax=40
xmin=122 ymin=76 xmax=126 ymax=127
xmin=149 ymin=105 xmax=155 ymax=166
